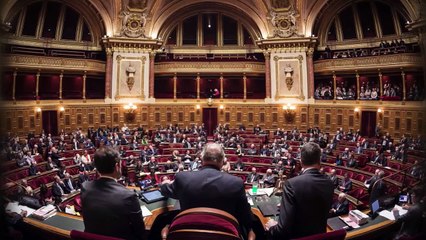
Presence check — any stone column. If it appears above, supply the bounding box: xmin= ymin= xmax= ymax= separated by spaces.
xmin=264 ymin=51 xmax=271 ymax=98
xmin=105 ymin=49 xmax=113 ymax=99
xmin=83 ymin=71 xmax=87 ymax=100
xmin=149 ymin=52 xmax=155 ymax=98
xmin=306 ymin=48 xmax=315 ymax=99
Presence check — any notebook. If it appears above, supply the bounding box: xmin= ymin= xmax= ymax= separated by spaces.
xmin=257 ymin=201 xmax=279 ymax=217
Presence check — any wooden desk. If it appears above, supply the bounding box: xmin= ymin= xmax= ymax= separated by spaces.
xmin=21 ymin=192 xmax=396 ymax=240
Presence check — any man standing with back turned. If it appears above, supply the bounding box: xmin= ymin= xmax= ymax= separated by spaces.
xmin=81 ymin=147 xmax=145 ymax=240
xmin=266 ymin=142 xmax=334 ymax=239
xmin=160 ymin=143 xmax=255 ymax=239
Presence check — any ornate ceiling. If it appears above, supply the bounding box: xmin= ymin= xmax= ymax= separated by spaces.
xmin=1 ymin=0 xmax=425 ymax=41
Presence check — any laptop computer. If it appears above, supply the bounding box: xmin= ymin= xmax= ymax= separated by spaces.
xmin=370 ymin=199 xmax=381 ymax=219
xmin=399 ymin=194 xmax=408 ymax=204
xmin=140 ymin=189 xmax=167 ymax=204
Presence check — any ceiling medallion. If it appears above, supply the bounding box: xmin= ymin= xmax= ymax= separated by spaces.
xmin=121 ymin=13 xmax=147 ymax=38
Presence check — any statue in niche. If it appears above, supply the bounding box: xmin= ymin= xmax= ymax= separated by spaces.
xmin=272 ymin=0 xmax=291 ymax=9
xmin=126 ymin=63 xmax=136 ymax=91
xmin=284 ymin=64 xmax=294 ymax=91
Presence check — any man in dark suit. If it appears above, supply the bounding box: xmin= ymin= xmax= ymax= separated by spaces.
xmin=246 ymin=167 xmax=260 ymax=183
xmin=160 ymin=143 xmax=255 ymax=239
xmin=369 ymin=170 xmax=387 ymax=204
xmin=266 ymin=142 xmax=334 ymax=240
xmin=329 ymin=169 xmax=339 ymax=188
xmin=339 ymin=173 xmax=353 ymax=193
xmin=52 ymin=175 xmax=67 ymax=203
xmin=329 ymin=193 xmax=349 ymax=217
xmin=81 ymin=147 xmax=145 ymax=240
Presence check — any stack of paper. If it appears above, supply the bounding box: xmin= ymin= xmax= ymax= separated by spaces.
xmin=379 ymin=205 xmax=408 ymax=220
xmin=31 ymin=205 xmax=57 ymax=220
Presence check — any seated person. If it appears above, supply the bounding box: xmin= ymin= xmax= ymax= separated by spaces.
xmin=246 ymin=167 xmax=260 ymax=184
xmin=63 ymin=173 xmax=76 ymax=193
xmin=236 ymin=144 xmax=244 ymax=157
xmin=273 ymin=160 xmax=284 ymax=174
xmin=16 ymin=179 xmax=34 ymax=199
xmin=329 ymin=193 xmax=349 ymax=217
xmin=221 ymin=157 xmax=231 ymax=172
xmin=263 ymin=169 xmax=276 ymax=188
xmin=392 ymin=186 xmax=426 ymax=239
xmin=189 ymin=157 xmax=202 ymax=171
xmin=234 ymin=158 xmax=245 ymax=171
xmin=46 ymin=157 xmax=58 ymax=171
xmin=52 ymin=175 xmax=67 ymax=203
xmin=338 ymin=173 xmax=352 ymax=192
xmin=164 ymin=160 xmax=178 ymax=172
xmin=329 ymin=169 xmax=339 ymax=188
xmin=246 ymin=144 xmax=258 ymax=155
xmin=346 ymin=154 xmax=357 ymax=168
xmin=335 ymin=155 xmax=343 ymax=166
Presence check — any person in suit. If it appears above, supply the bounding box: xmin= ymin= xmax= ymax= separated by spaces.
xmin=234 ymin=157 xmax=245 ymax=171
xmin=63 ymin=173 xmax=75 ymax=193
xmin=393 ymin=186 xmax=426 ymax=239
xmin=365 ymin=169 xmax=380 ymax=192
xmin=263 ymin=169 xmax=276 ymax=188
xmin=52 ymin=175 xmax=67 ymax=203
xmin=81 ymin=147 xmax=145 ymax=240
xmin=266 ymin=142 xmax=334 ymax=239
xmin=369 ymin=170 xmax=387 ymax=204
xmin=77 ymin=171 xmax=90 ymax=189
xmin=329 ymin=169 xmax=339 ymax=188
xmin=339 ymin=173 xmax=353 ymax=192
xmin=329 ymin=193 xmax=349 ymax=217
xmin=160 ymin=143 xmax=255 ymax=239
xmin=246 ymin=167 xmax=260 ymax=183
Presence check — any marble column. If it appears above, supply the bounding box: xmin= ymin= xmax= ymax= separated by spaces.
xmin=149 ymin=52 xmax=155 ymax=98
xmin=105 ymin=49 xmax=113 ymax=99
xmin=306 ymin=47 xmax=315 ymax=99
xmin=264 ymin=51 xmax=271 ymax=98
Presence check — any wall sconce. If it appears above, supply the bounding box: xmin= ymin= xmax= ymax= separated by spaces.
xmin=59 ymin=106 xmax=65 ymax=117
xmin=219 ymin=105 xmax=224 ymax=114
xmin=354 ymin=107 xmax=360 ymax=118
xmin=195 ymin=104 xmax=201 ymax=114
xmin=35 ymin=107 xmax=41 ymax=118
xmin=282 ymin=103 xmax=296 ymax=122
xmin=124 ymin=103 xmax=137 ymax=122
xmin=377 ymin=108 xmax=383 ymax=120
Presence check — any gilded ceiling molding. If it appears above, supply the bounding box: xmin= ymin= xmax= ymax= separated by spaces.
xmin=102 ymin=37 xmax=163 ymax=54
xmin=3 ymin=54 xmax=106 ymax=72
xmin=154 ymin=62 xmax=265 ymax=74
xmin=256 ymin=37 xmax=316 ymax=52
xmin=313 ymin=53 xmax=424 ymax=73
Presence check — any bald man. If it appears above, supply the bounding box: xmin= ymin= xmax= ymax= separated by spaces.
xmin=329 ymin=193 xmax=349 ymax=217
xmin=160 ymin=143 xmax=255 ymax=239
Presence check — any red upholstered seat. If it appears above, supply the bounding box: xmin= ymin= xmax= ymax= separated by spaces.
xmin=291 ymin=229 xmax=346 ymax=240
xmin=70 ymin=230 xmax=124 ymax=240
xmin=164 ymin=207 xmax=242 ymax=240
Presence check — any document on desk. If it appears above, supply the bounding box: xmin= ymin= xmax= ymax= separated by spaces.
xmin=6 ymin=202 xmax=36 ymax=216
xmin=379 ymin=205 xmax=408 ymax=221
xmin=141 ymin=205 xmax=152 ymax=217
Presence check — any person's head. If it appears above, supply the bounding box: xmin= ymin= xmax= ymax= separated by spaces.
xmin=94 ymin=147 xmax=121 ymax=179
xmin=201 ymin=143 xmax=225 ymax=169
xmin=410 ymin=186 xmax=424 ymax=204
xmin=378 ymin=170 xmax=385 ymax=178
xmin=54 ymin=175 xmax=61 ymax=183
xmin=266 ymin=169 xmax=272 ymax=175
xmin=338 ymin=193 xmax=347 ymax=203
xmin=331 ymin=169 xmax=336 ymax=176
xmin=21 ymin=179 xmax=28 ymax=186
xmin=64 ymin=173 xmax=70 ymax=179
xmin=300 ymin=142 xmax=321 ymax=168
xmin=344 ymin=172 xmax=350 ymax=180
xmin=251 ymin=167 xmax=257 ymax=173
xmin=150 ymin=156 xmax=156 ymax=162
xmin=374 ymin=169 xmax=380 ymax=175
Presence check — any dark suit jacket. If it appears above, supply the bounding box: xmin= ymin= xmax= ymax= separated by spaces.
xmin=81 ymin=178 xmax=145 ymax=240
xmin=268 ymin=168 xmax=334 ymax=240
xmin=369 ymin=179 xmax=387 ymax=203
xmin=329 ymin=175 xmax=339 ymax=188
xmin=52 ymin=182 xmax=66 ymax=197
xmin=160 ymin=166 xmax=254 ymax=232
xmin=330 ymin=200 xmax=349 ymax=217
xmin=246 ymin=172 xmax=260 ymax=183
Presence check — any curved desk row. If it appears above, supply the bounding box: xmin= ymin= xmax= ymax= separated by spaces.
xmin=21 ymin=192 xmax=396 ymax=240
